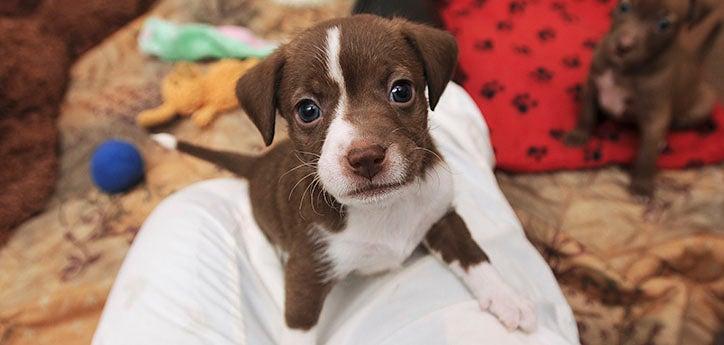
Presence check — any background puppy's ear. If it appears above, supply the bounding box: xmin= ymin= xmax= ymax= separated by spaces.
xmin=236 ymin=50 xmax=285 ymax=146
xmin=687 ymin=0 xmax=713 ymax=26
xmin=681 ymin=0 xmax=723 ymax=60
xmin=398 ymin=20 xmax=458 ymax=110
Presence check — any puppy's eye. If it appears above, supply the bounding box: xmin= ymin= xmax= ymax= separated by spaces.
xmin=618 ymin=2 xmax=631 ymax=13
xmin=656 ymin=18 xmax=672 ymax=32
xmin=389 ymin=81 xmax=413 ymax=104
xmin=296 ymin=99 xmax=321 ymax=123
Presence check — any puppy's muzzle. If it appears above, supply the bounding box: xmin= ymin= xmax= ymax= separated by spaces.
xmin=346 ymin=143 xmax=387 ymax=180
xmin=615 ymin=34 xmax=636 ymax=57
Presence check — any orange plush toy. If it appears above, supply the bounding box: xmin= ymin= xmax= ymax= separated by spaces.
xmin=137 ymin=58 xmax=258 ymax=128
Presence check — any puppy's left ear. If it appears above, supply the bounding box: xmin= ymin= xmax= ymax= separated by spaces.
xmin=398 ymin=20 xmax=458 ymax=110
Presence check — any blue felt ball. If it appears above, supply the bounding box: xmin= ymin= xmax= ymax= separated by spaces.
xmin=90 ymin=140 xmax=145 ymax=194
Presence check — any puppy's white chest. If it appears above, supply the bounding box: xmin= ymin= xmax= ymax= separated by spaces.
xmin=319 ymin=164 xmax=454 ymax=279
xmin=596 ymin=70 xmax=629 ymax=118
xmin=323 ymin=231 xmax=415 ymax=276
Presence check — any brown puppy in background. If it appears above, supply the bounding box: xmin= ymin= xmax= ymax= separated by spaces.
xmin=153 ymin=14 xmax=536 ymax=345
xmin=564 ymin=0 xmax=723 ymax=197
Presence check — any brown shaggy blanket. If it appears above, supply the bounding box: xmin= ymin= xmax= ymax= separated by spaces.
xmin=0 ymin=0 xmax=155 ymax=236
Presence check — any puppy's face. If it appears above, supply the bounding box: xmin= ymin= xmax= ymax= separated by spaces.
xmin=236 ymin=15 xmax=457 ymax=206
xmin=604 ymin=0 xmax=690 ymax=67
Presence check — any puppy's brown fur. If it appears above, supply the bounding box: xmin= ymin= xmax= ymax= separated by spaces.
xmin=168 ymin=14 xmax=502 ymax=335
xmin=565 ymin=0 xmax=723 ymax=197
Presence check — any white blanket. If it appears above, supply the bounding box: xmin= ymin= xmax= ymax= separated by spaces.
xmin=93 ymin=83 xmax=580 ymax=345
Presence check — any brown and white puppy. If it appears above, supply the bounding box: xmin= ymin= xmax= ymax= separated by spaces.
xmin=153 ymin=14 xmax=536 ymax=344
xmin=564 ymin=0 xmax=723 ymax=197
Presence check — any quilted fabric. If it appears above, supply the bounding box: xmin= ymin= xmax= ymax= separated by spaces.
xmin=440 ymin=0 xmax=724 ymax=172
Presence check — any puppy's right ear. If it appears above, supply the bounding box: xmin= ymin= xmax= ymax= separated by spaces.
xmin=236 ymin=50 xmax=285 ymax=146
xmin=682 ymin=1 xmax=723 ymax=59
xmin=397 ymin=20 xmax=458 ymax=111
xmin=686 ymin=0 xmax=712 ymax=26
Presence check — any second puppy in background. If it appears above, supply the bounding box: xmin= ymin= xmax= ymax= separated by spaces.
xmin=565 ymin=0 xmax=723 ymax=197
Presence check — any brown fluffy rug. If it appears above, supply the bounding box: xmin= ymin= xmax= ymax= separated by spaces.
xmin=0 ymin=0 xmax=155 ymax=236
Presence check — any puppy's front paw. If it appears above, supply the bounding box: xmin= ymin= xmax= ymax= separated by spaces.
xmin=466 ymin=263 xmax=537 ymax=332
xmin=477 ymin=284 xmax=537 ymax=332
xmin=563 ymin=129 xmax=589 ymax=147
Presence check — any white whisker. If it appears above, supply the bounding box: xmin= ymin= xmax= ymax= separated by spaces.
xmin=288 ymin=172 xmax=317 ymax=201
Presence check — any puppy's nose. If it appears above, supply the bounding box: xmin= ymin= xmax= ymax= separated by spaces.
xmin=346 ymin=144 xmax=387 ymax=180
xmin=615 ymin=35 xmax=636 ymax=56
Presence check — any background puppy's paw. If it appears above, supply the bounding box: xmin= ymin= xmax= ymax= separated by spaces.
xmin=630 ymin=177 xmax=654 ymax=199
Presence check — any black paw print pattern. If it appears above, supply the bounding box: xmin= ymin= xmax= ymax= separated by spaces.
xmin=583 ymin=38 xmax=599 ymax=50
xmin=661 ymin=143 xmax=673 ymax=155
xmin=562 ymin=55 xmax=581 ymax=68
xmin=474 ymin=39 xmax=495 ymax=51
xmin=538 ymin=28 xmax=556 ymax=42
xmin=512 ymin=93 xmax=539 ymax=114
xmin=583 ymin=146 xmax=603 ymax=162
xmin=530 ymin=67 xmax=554 ymax=82
xmin=550 ymin=1 xmax=577 ymax=22
xmin=472 ymin=0 xmax=488 ymax=7
xmin=567 ymin=83 xmax=583 ymax=103
xmin=549 ymin=129 xmax=565 ymax=140
xmin=481 ymin=80 xmax=505 ymax=99
xmin=594 ymin=126 xmax=621 ymax=142
xmin=497 ymin=20 xmax=514 ymax=31
xmin=509 ymin=0 xmax=527 ymax=14
xmin=527 ymin=146 xmax=548 ymax=161
xmin=513 ymin=44 xmax=532 ymax=55
xmin=696 ymin=118 xmax=717 ymax=136
xmin=550 ymin=1 xmax=565 ymax=11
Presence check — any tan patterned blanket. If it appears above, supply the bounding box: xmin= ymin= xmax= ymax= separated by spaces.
xmin=0 ymin=1 xmax=721 ymax=344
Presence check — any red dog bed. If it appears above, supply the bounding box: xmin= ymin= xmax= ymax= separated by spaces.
xmin=440 ymin=0 xmax=724 ymax=172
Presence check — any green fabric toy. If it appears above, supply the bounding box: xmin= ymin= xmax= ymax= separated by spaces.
xmin=139 ymin=17 xmax=276 ymax=61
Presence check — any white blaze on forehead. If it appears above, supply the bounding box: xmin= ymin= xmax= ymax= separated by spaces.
xmin=324 ymin=26 xmax=347 ymax=118
xmin=318 ymin=26 xmax=356 ymax=198
xmin=325 ymin=27 xmax=344 ymax=89
xmin=316 ymin=25 xmax=408 ymax=203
